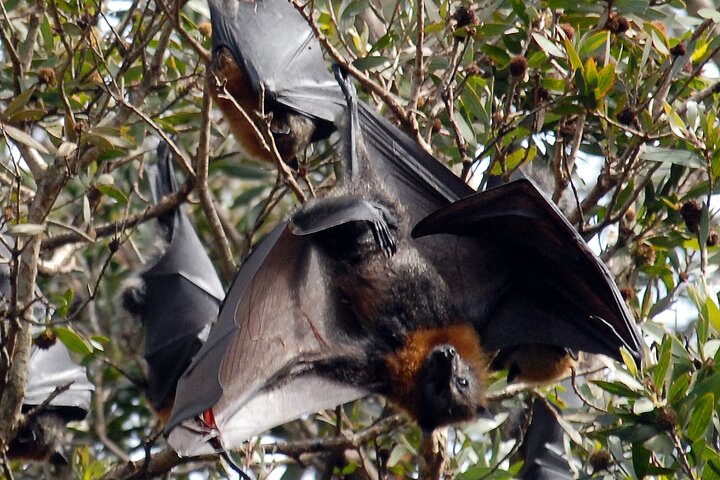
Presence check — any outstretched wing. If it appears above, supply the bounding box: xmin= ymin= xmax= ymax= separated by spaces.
xmin=166 ymin=224 xmax=367 ymax=455
xmin=413 ymin=179 xmax=643 ymax=363
xmin=209 ymin=0 xmax=344 ymax=123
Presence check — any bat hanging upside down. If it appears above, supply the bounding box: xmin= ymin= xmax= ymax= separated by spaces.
xmin=207 ymin=0 xmax=344 ymax=165
xmin=165 ymin=68 xmax=643 ymax=455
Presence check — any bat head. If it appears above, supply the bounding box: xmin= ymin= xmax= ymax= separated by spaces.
xmin=7 ymin=412 xmax=66 ymax=463
xmin=415 ymin=343 xmax=485 ymax=431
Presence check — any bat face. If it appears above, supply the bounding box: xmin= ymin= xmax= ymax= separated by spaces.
xmin=291 ymin=190 xmax=489 ymax=433
xmin=7 ymin=412 xmax=67 ymax=464
xmin=415 ymin=344 xmax=484 ymax=431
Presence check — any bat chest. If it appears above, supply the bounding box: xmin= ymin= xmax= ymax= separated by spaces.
xmin=333 ymin=249 xmax=454 ymax=352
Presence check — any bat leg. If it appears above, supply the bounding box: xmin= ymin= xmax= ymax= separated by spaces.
xmin=290 ymin=196 xmax=398 ymax=258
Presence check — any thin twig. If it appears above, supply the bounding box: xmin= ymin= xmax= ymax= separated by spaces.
xmin=670 ymin=429 xmax=698 ymax=480
xmin=19 ymin=383 xmax=72 ymax=426
xmin=41 ymin=178 xmax=194 ymax=251
xmin=18 ymin=0 xmax=45 ymax=71
xmin=154 ymin=0 xmax=210 ymax=63
xmin=418 ymin=429 xmax=446 ymax=480
xmin=288 ymin=0 xmax=432 ymax=154
xmin=553 ymin=111 xmax=586 ymax=203
xmin=1 ymin=452 xmax=15 ymax=480
xmin=197 ymin=80 xmax=236 ymax=279
xmin=407 ymin=0 xmax=425 ymax=140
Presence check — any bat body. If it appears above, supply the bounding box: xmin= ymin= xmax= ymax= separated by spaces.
xmin=123 ymin=143 xmax=224 ymax=421
xmin=208 ymin=0 xmax=344 ymax=164
xmin=7 ymin=343 xmax=94 ymax=463
xmin=166 ymin=68 xmax=643 ymax=456
xmin=0 ymin=240 xmax=93 ymax=463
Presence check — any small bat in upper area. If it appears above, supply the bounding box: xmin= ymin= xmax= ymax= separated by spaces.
xmin=165 ymin=69 xmax=643 ymax=456
xmin=123 ymin=143 xmax=224 ymax=422
xmin=208 ymin=0 xmax=344 ymax=164
xmin=519 ymin=400 xmax=573 ymax=479
xmin=0 ymin=242 xmax=94 ymax=464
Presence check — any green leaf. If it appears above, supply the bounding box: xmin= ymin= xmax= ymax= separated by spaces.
xmin=481 ymin=45 xmax=511 ymax=66
xmin=640 ymin=146 xmax=704 ymax=168
xmin=687 ymin=393 xmax=714 ymax=441
xmin=702 ymin=446 xmax=720 ymax=480
xmin=664 ymin=103 xmax=687 ymax=139
xmin=352 ymin=55 xmax=390 ymax=71
xmin=705 ymin=295 xmax=720 ymax=333
xmin=579 ymin=31 xmax=610 ymax=57
xmin=55 ymin=327 xmax=92 ymax=356
xmin=653 ymin=337 xmax=673 ymax=390
xmin=584 ymin=57 xmax=598 ymax=88
xmin=669 ymin=372 xmax=691 ymax=405
xmin=621 ymin=347 xmax=639 ymax=377
xmin=596 ymin=63 xmax=615 ymax=99
xmin=616 ymin=0 xmax=650 ymax=14
xmin=96 ymin=184 xmax=128 ymax=205
xmin=564 ymin=37 xmax=583 ymax=72
xmin=592 ymin=380 xmax=643 ymax=398
xmin=2 ymin=87 xmax=36 ymax=120
xmin=532 ymin=32 xmax=564 ymax=58
xmin=698 ymin=8 xmax=720 ymax=22
xmin=632 ymin=442 xmax=651 ymax=479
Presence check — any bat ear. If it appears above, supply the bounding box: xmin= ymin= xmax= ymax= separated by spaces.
xmin=121 ymin=277 xmax=146 ymax=316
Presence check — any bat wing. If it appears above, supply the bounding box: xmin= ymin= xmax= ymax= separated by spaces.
xmin=129 ymin=143 xmax=224 ymax=410
xmin=357 ymin=102 xmax=473 ymax=224
xmin=166 ymin=224 xmax=367 ymax=455
xmin=209 ymin=0 xmax=344 ymax=123
xmin=413 ymin=179 xmax=643 ymax=363
xmin=520 ymin=400 xmax=573 ymax=479
xmin=23 ymin=343 xmax=93 ymax=421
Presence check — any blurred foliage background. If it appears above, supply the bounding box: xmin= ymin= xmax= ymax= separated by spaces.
xmin=1 ymin=0 xmax=720 ymax=478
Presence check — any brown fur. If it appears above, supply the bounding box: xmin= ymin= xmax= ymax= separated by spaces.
xmin=385 ymin=324 xmax=488 ymax=419
xmin=210 ymin=48 xmax=316 ymax=164
xmin=504 ymin=345 xmax=575 ymax=383
xmin=210 ymin=48 xmax=271 ymax=162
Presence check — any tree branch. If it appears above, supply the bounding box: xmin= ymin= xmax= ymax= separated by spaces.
xmin=196 ymin=80 xmax=236 ymax=280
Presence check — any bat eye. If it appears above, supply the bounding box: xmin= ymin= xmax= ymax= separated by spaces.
xmin=456 ymin=377 xmax=469 ymax=389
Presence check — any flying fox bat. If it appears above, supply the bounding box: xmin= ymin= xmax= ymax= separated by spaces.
xmin=8 ymin=343 xmax=94 ymax=463
xmin=519 ymin=401 xmax=573 ymax=479
xmin=123 ymin=142 xmax=224 ymax=422
xmin=208 ymin=0 xmax=344 ymax=164
xmin=0 ymin=241 xmax=93 ymax=463
xmin=165 ymin=69 xmax=643 ymax=456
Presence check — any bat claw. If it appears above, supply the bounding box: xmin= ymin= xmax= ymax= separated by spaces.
xmin=372 ymin=219 xmax=397 ymax=258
